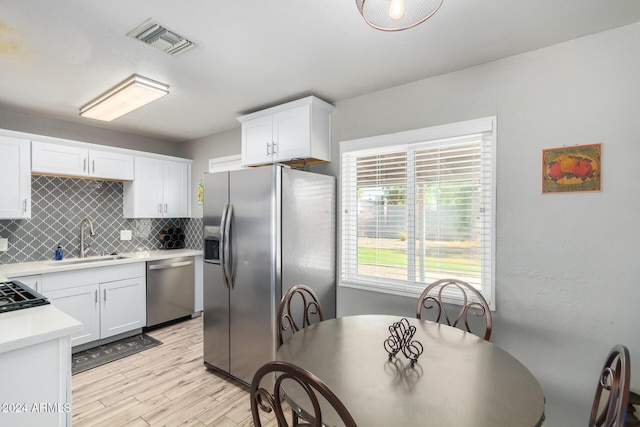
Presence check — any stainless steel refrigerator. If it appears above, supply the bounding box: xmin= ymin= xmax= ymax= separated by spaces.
xmin=202 ymin=164 xmax=336 ymax=385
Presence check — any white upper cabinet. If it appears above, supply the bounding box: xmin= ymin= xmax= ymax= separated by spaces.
xmin=0 ymin=135 xmax=31 ymax=219
xmin=125 ymin=156 xmax=163 ymax=218
xmin=31 ymin=140 xmax=134 ymax=180
xmin=238 ymin=96 xmax=334 ymax=167
xmin=88 ymin=149 xmax=134 ymax=180
xmin=31 ymin=141 xmax=85 ymax=176
xmin=163 ymin=159 xmax=190 ymax=218
xmin=242 ymin=115 xmax=273 ymax=166
xmin=123 ymin=157 xmax=190 ymax=218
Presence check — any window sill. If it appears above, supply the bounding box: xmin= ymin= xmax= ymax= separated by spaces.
xmin=339 ymin=280 xmax=496 ymax=311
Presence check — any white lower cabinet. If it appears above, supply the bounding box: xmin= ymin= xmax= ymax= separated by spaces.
xmin=1 ymin=337 xmax=74 ymax=427
xmin=100 ymin=277 xmax=146 ymax=339
xmin=46 ymin=284 xmax=100 ymax=346
xmin=41 ymin=263 xmax=146 ymax=348
xmin=11 ymin=274 xmax=42 ymax=293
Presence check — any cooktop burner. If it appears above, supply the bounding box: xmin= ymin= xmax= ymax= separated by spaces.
xmin=0 ymin=281 xmax=50 ymax=313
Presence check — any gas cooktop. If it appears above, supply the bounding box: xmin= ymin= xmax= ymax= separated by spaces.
xmin=0 ymin=281 xmax=50 ymax=313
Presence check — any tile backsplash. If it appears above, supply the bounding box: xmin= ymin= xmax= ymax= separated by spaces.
xmin=0 ymin=176 xmax=202 ymax=264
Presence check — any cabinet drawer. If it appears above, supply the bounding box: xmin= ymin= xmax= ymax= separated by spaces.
xmin=10 ymin=274 xmax=42 ymax=293
xmin=42 ymin=263 xmax=145 ymax=292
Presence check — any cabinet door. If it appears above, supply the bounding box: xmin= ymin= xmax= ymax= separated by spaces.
xmin=45 ymin=284 xmax=100 ymax=347
xmin=241 ymin=115 xmax=273 ymax=166
xmin=272 ymin=105 xmax=310 ymax=162
xmin=100 ymin=277 xmax=146 ymax=339
xmin=89 ymin=149 xmax=134 ymax=180
xmin=163 ymin=161 xmax=189 ymax=218
xmin=131 ymin=157 xmax=164 ymax=218
xmin=31 ymin=141 xmax=88 ymax=176
xmin=0 ymin=338 xmax=72 ymax=427
xmin=11 ymin=274 xmax=42 ymax=293
xmin=0 ymin=136 xmax=30 ymax=219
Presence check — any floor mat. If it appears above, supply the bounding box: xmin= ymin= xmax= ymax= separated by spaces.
xmin=72 ymin=333 xmax=162 ymax=375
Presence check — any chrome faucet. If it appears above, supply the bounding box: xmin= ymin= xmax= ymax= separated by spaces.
xmin=79 ymin=217 xmax=96 ymax=258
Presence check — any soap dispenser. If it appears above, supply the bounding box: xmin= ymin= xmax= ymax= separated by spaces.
xmin=55 ymin=244 xmax=64 ymax=260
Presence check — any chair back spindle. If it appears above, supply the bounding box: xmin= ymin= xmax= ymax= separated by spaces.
xmin=250 ymin=360 xmax=357 ymax=427
xmin=416 ymin=278 xmax=492 ymax=341
xmin=278 ymin=285 xmax=324 ymax=347
xmin=589 ymin=344 xmax=631 ymax=427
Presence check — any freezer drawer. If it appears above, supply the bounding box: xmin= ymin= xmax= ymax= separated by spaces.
xmin=146 ymin=256 xmax=195 ymax=327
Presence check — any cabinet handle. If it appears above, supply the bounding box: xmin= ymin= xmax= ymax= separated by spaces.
xmin=164 ymin=203 xmax=168 ymax=213
xmin=92 ymin=160 xmax=95 ymax=173
xmin=95 ymin=290 xmax=98 ymax=304
xmin=272 ymin=142 xmax=277 ymax=154
xmin=35 ymin=281 xmax=39 ymax=292
xmin=83 ymin=158 xmax=87 ymax=172
xmin=23 ymin=199 xmax=27 ymax=213
xmin=266 ymin=142 xmax=271 ymax=156
xmin=103 ymin=289 xmax=107 ymax=302
xmin=158 ymin=203 xmax=163 ymax=213
xmin=148 ymin=260 xmax=194 ymax=270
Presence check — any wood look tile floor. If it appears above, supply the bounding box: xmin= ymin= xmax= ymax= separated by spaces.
xmin=72 ymin=316 xmax=281 ymax=426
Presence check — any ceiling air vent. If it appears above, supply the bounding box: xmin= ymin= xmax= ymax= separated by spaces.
xmin=127 ymin=19 xmax=197 ymax=56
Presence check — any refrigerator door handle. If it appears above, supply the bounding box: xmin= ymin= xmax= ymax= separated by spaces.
xmin=223 ymin=203 xmax=234 ymax=289
xmin=220 ymin=203 xmax=230 ymax=289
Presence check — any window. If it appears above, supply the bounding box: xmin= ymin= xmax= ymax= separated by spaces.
xmin=340 ymin=117 xmax=496 ymax=309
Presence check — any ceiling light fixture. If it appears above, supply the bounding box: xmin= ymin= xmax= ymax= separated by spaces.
xmin=355 ymin=0 xmax=444 ymax=31
xmin=79 ymin=74 xmax=169 ymax=122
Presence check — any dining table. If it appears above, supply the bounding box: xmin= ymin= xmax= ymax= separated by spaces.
xmin=275 ymin=314 xmax=545 ymax=427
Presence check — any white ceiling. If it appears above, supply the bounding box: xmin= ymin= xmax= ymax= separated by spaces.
xmin=1 ymin=1 xmax=640 ymax=143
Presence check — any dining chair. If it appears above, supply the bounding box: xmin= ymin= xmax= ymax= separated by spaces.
xmin=415 ymin=278 xmax=492 ymax=341
xmin=589 ymin=344 xmax=631 ymax=427
xmin=277 ymin=284 xmax=324 ymax=347
xmin=250 ymin=360 xmax=357 ymax=427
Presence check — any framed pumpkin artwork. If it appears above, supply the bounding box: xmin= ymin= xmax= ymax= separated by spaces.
xmin=542 ymin=143 xmax=601 ymax=193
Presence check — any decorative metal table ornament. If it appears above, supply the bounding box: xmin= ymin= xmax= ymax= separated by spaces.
xmin=384 ymin=318 xmax=424 ymax=366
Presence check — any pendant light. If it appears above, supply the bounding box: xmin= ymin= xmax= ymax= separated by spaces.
xmin=356 ymin=0 xmax=444 ymax=31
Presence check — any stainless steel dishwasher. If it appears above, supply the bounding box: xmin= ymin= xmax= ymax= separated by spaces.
xmin=146 ymin=256 xmax=195 ymax=327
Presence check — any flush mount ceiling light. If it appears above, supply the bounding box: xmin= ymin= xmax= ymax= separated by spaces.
xmin=79 ymin=74 xmax=169 ymax=122
xmin=356 ymin=0 xmax=444 ymax=31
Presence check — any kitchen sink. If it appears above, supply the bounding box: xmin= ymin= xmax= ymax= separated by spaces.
xmin=46 ymin=255 xmax=130 ymax=266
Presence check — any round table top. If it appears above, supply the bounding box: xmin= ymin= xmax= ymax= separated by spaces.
xmin=276 ymin=315 xmax=545 ymax=427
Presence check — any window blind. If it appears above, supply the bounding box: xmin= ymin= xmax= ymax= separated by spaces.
xmin=340 ymin=118 xmax=496 ymax=308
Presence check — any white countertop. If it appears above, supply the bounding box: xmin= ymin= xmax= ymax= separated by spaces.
xmin=0 ymin=249 xmax=202 ymax=354
xmin=0 ymin=249 xmax=203 ymax=278
xmin=0 ymin=304 xmax=82 ymax=354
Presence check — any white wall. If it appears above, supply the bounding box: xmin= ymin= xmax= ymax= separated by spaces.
xmin=0 ymin=106 xmax=180 ymax=156
xmin=313 ymin=22 xmax=640 ymax=426
xmin=178 ymin=127 xmax=241 ymax=218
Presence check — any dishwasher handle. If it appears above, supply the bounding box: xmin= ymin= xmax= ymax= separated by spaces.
xmin=148 ymin=260 xmax=194 ymax=270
